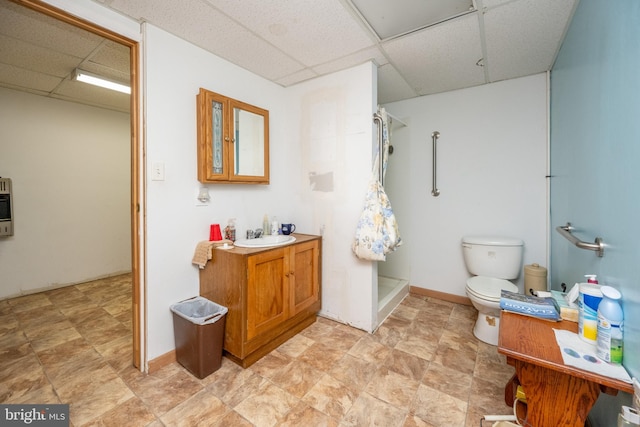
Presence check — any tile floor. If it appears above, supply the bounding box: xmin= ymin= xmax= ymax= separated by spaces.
xmin=1 ymin=274 xmax=517 ymax=426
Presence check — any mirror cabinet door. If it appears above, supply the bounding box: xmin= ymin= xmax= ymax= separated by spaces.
xmin=197 ymin=89 xmax=229 ymax=181
xmin=197 ymin=88 xmax=269 ymax=184
xmin=231 ymin=101 xmax=269 ymax=182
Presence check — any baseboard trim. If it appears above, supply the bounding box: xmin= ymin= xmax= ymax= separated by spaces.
xmin=409 ymin=286 xmax=472 ymax=306
xmin=147 ymin=350 xmax=176 ymax=374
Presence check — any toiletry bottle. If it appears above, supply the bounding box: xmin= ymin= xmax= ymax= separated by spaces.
xmin=271 ymin=217 xmax=279 ymax=235
xmin=224 ymin=218 xmax=236 ymax=242
xmin=596 ymin=286 xmax=623 ymax=364
xmin=586 ymin=274 xmax=598 ymax=284
xmin=578 ymin=281 xmax=602 ymax=344
xmin=263 ymin=214 xmax=270 ymax=235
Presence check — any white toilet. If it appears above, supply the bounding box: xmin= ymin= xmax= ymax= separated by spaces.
xmin=462 ymin=236 xmax=524 ymax=345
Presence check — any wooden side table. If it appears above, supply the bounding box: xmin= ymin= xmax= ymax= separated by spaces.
xmin=498 ymin=311 xmax=633 ymax=426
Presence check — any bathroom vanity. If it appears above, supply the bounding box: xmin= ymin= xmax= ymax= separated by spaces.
xmin=199 ymin=233 xmax=321 ymax=367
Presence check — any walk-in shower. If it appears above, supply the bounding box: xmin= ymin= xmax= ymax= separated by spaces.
xmin=374 ymin=111 xmax=409 ymax=325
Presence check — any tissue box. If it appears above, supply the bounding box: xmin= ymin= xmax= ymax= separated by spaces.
xmin=550 ymin=290 xmax=579 ymax=322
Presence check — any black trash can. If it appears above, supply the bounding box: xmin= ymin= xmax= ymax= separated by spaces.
xmin=170 ymin=296 xmax=228 ymax=379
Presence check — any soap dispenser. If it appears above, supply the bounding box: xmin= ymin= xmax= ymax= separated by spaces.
xmin=585 ymin=275 xmax=599 ymax=284
xmin=224 ymin=218 xmax=236 ymax=242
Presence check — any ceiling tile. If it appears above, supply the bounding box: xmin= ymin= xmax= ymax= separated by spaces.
xmin=351 ymin=0 xmax=474 ymax=40
xmin=0 ymin=0 xmax=104 ymax=57
xmin=483 ymin=0 xmax=577 ymax=82
xmin=382 ymin=14 xmax=485 ymax=96
xmin=2 ymin=0 xmax=578 ymax=112
xmin=377 ymin=63 xmax=418 ymax=104
xmin=86 ymin=40 xmax=131 ymax=82
xmin=482 ymin=0 xmax=517 ymax=8
xmin=275 ymin=68 xmax=319 ymax=87
xmin=207 ymin=0 xmax=375 ymax=67
xmin=0 ymin=62 xmax=62 ymax=93
xmin=311 ymin=46 xmax=388 ymax=78
xmin=0 ymin=35 xmax=82 ymax=78
xmin=180 ymin=13 xmax=304 ymax=81
xmin=107 ymin=0 xmax=304 ymax=81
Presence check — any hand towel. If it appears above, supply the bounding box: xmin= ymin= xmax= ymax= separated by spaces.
xmin=192 ymin=239 xmax=234 ymax=269
xmin=192 ymin=241 xmax=215 ymax=269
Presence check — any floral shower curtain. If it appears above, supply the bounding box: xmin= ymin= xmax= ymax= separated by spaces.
xmin=352 ymin=107 xmax=402 ymax=261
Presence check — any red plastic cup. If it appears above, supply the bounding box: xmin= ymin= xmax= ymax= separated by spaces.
xmin=209 ymin=224 xmax=222 ymax=241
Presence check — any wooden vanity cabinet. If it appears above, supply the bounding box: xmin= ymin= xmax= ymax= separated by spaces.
xmin=200 ymin=234 xmax=321 ymax=368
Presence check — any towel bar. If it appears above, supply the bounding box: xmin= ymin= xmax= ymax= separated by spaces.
xmin=556 ymin=222 xmax=605 ymax=257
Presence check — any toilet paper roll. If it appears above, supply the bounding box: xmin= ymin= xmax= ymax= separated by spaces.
xmin=524 ymin=263 xmax=547 ymax=295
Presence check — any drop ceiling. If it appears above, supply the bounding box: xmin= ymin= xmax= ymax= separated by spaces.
xmin=0 ymin=0 xmax=578 ymax=113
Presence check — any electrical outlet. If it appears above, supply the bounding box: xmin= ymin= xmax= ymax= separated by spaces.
xmin=151 ymin=162 xmax=165 ymax=181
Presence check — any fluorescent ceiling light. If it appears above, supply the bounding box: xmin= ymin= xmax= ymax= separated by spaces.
xmin=72 ymin=69 xmax=130 ymax=94
xmin=350 ymin=0 xmax=475 ymax=40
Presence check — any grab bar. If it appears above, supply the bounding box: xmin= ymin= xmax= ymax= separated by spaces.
xmin=373 ymin=113 xmax=384 ymax=184
xmin=556 ymin=222 xmax=605 ymax=257
xmin=431 ymin=131 xmax=440 ymax=197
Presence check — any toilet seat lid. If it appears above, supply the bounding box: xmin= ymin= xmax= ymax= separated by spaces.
xmin=466 ymin=276 xmax=518 ymax=301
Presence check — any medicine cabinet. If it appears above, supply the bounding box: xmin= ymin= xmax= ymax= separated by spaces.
xmin=197 ymin=88 xmax=270 ymax=184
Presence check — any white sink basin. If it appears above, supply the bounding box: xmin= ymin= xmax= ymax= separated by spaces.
xmin=234 ymin=235 xmax=296 ymax=248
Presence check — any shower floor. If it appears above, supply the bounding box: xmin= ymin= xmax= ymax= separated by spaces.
xmin=377 ymin=275 xmax=409 ymax=324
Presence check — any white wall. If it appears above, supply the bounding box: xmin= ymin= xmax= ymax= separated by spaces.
xmin=144 ymin=24 xmax=287 ymax=361
xmin=144 ymin=24 xmax=378 ymax=360
xmin=0 ymin=88 xmax=131 ymax=298
xmin=378 ymin=121 xmax=412 ymax=281
xmin=284 ymin=62 xmax=377 ymax=332
xmin=384 ymin=73 xmax=548 ymax=296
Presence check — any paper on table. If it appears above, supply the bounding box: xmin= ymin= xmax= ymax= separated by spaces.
xmin=553 ymin=329 xmax=632 ymax=383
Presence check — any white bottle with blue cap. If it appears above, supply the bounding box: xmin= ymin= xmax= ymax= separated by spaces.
xmin=596 ymin=285 xmax=623 ymax=364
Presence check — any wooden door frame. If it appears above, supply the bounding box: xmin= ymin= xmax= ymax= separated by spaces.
xmin=15 ymin=0 xmax=145 ymax=369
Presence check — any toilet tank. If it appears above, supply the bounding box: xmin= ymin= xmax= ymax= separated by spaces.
xmin=462 ymin=236 xmax=524 ymax=279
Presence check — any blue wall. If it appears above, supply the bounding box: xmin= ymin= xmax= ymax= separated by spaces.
xmin=550 ymin=0 xmax=640 ymax=421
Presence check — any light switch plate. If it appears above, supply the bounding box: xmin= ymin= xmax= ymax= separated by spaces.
xmin=151 ymin=162 xmax=165 ymax=181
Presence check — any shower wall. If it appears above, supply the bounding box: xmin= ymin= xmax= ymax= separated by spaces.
xmin=384 ymin=73 xmax=548 ymax=297
xmin=378 ymin=122 xmax=411 ymax=281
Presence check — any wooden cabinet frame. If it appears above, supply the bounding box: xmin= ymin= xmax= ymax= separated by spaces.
xmin=196 ymin=88 xmax=269 ymax=184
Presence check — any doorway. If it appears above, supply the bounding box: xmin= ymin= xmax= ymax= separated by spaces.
xmin=6 ymin=0 xmax=143 ymax=369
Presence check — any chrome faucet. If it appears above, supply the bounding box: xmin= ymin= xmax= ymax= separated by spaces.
xmin=246 ymin=228 xmax=263 ymax=239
